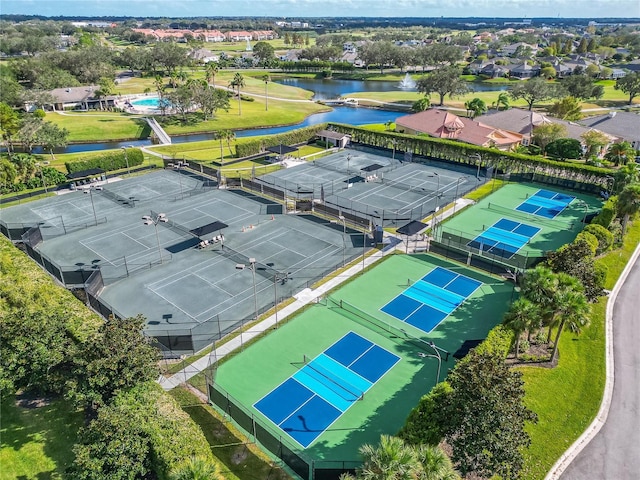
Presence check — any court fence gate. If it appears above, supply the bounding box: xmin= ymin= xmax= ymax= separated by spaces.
xmin=208 ymin=382 xmax=360 ymax=480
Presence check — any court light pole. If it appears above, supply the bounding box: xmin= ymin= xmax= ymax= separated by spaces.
xmin=143 ymin=212 xmax=168 ymax=264
xmin=249 ymin=258 xmax=258 ymax=320
xmin=87 ymin=186 xmax=99 ymax=226
xmin=469 ymin=153 xmax=482 ymax=180
xmin=346 ymin=154 xmax=352 ymax=175
xmin=339 ymin=215 xmax=346 ymax=266
xmin=121 ymin=146 xmax=131 ymax=175
xmin=36 ymin=161 xmax=50 ymax=193
xmin=452 ymin=176 xmax=467 ymax=215
xmin=418 ymin=348 xmax=442 ymax=387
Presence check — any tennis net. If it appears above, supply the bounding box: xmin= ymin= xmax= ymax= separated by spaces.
xmin=314 ymin=160 xmax=356 ymax=176
xmin=487 ymin=203 xmax=574 ymax=228
xmin=100 ymin=188 xmax=135 ymax=207
xmin=301 ymin=356 xmax=364 ymax=401
xmin=375 ymin=177 xmax=436 ymax=195
xmin=407 ymin=280 xmax=462 ymax=310
xmin=326 ymin=296 xmax=433 ymax=354
xmin=150 ymin=210 xmax=199 ymax=239
xmin=215 ymin=245 xmax=282 ymax=280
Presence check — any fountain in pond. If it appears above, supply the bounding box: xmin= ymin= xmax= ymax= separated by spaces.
xmin=245 ymin=39 xmax=252 ymax=51
xmin=398 ymin=73 xmax=416 ymax=89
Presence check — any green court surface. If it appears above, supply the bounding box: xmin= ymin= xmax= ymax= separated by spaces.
xmin=438 ymin=182 xmax=603 ymax=257
xmin=211 ymin=253 xmax=512 ymax=465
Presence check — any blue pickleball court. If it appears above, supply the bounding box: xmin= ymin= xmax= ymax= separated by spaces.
xmin=468 ymin=218 xmax=541 ymax=259
xmin=254 ymin=331 xmax=400 ymax=448
xmin=516 ymin=188 xmax=575 ymax=219
xmin=380 ymin=267 xmax=482 ymax=333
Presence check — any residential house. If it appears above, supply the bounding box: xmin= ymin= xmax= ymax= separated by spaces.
xmin=476 ymin=108 xmax=617 ymax=148
xmin=252 ymin=30 xmax=277 ymax=40
xmin=189 ymin=48 xmax=219 ymax=64
xmin=196 ymin=30 xmax=225 ymax=42
xmin=226 ymin=31 xmax=252 ymax=42
xmin=39 ymin=86 xmax=115 ymax=111
xmin=500 ymin=42 xmax=539 ymax=57
xmin=610 ymin=69 xmax=627 ymax=79
xmin=579 ymin=112 xmax=640 ymax=150
xmin=395 ymin=109 xmax=523 ymax=151
xmin=480 ymin=63 xmax=509 ymax=78
xmin=509 ymin=63 xmax=540 ymax=79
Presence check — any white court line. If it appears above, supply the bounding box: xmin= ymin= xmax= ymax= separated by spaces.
xmin=76 ymin=239 xmax=117 ymax=266
xmin=147 ymin=256 xmax=228 ymax=290
xmin=148 ymin=286 xmax=201 ymax=322
xmin=121 ymin=232 xmax=149 ymax=249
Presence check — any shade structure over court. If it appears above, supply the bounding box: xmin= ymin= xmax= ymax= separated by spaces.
xmin=66 ymin=168 xmax=105 ymax=179
xmin=397 ymin=220 xmax=428 ymax=236
xmin=190 ymin=221 xmax=228 ymax=238
xmin=266 ymin=144 xmax=298 ymax=156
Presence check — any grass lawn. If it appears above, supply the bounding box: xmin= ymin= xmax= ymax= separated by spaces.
xmin=169 ymin=388 xmax=291 ymax=480
xmin=46 ymin=111 xmax=149 ymax=142
xmin=0 ymin=396 xmax=83 ymax=480
xmin=518 ymin=217 xmax=640 ymax=480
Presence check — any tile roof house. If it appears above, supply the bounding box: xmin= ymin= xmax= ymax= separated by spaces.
xmin=395 ymin=109 xmax=523 ymax=150
xmin=476 ymin=108 xmax=618 ymax=146
xmin=579 ymin=112 xmax=640 ymax=149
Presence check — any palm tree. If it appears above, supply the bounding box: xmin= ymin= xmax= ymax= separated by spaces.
xmin=521 ymin=266 xmax=556 ymax=339
xmin=230 ymin=72 xmax=245 ymax=115
xmin=359 ymin=435 xmax=420 ymax=480
xmin=496 ymin=92 xmax=510 ymax=111
xmin=169 ymin=456 xmax=222 ymax=480
xmin=414 ymin=444 xmax=459 ymax=480
xmin=464 ymin=98 xmax=487 ymax=119
xmin=549 ymin=274 xmax=590 ymax=362
xmin=617 ymin=184 xmax=640 ymax=235
xmin=345 ymin=436 xmax=458 ymax=480
xmin=215 ymin=130 xmax=235 ymax=165
xmin=261 ymin=74 xmax=270 ymax=111
xmin=605 ymin=141 xmax=635 ymax=166
xmin=503 ymin=298 xmax=540 ymax=358
xmin=205 ymin=62 xmax=219 ymax=88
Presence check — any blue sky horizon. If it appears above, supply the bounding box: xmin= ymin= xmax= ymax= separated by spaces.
xmin=3 ymin=1 xmax=640 ymax=20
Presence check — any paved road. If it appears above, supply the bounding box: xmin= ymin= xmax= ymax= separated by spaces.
xmin=561 ymin=257 xmax=640 ymax=480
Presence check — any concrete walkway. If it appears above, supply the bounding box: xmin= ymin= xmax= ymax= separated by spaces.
xmin=158 ymin=197 xmax=474 ymax=390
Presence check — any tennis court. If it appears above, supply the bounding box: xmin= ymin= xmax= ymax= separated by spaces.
xmin=210 ymin=254 xmax=513 ymax=470
xmin=436 ymin=182 xmax=603 ymax=264
xmin=256 ymin=149 xmax=483 ymax=226
xmin=468 ymin=218 xmax=541 ymax=259
xmin=381 ymin=266 xmax=482 ymax=333
xmin=254 ymin=331 xmax=400 ymax=448
xmin=516 ymin=189 xmax=575 ymax=219
xmin=2 ymin=170 xmax=366 ymax=353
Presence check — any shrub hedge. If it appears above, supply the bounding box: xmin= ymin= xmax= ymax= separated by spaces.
xmin=65 ymin=148 xmax=144 ymax=174
xmin=584 ymin=224 xmax=614 ymax=254
xmin=235 ymin=124 xmax=328 ymax=158
xmin=327 ymin=124 xmax=613 ymax=188
xmin=591 ymin=196 xmax=617 ymax=229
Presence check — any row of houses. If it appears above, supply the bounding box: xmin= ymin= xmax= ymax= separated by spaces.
xmin=395 ymin=108 xmax=640 ymax=153
xmin=131 ymin=28 xmax=278 ymax=42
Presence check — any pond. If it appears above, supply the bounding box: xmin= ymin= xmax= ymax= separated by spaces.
xmin=273 ymin=77 xmax=509 ymax=100
xmin=31 ymin=76 xmax=508 ymax=154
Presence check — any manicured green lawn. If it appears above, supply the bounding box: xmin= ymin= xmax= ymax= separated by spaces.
xmin=46 ymin=111 xmax=149 ymax=142
xmin=169 ymin=388 xmax=291 ymax=480
xmin=518 ymin=218 xmax=640 ymax=480
xmin=0 ymin=397 xmax=83 ymax=480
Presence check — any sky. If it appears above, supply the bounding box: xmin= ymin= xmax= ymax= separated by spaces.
xmin=2 ymin=0 xmax=639 ymax=19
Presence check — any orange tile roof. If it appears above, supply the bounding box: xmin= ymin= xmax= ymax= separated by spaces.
xmin=396 ymin=109 xmax=523 ymax=148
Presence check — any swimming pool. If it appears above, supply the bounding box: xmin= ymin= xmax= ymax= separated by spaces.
xmin=131 ymin=96 xmax=161 ymax=107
